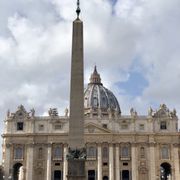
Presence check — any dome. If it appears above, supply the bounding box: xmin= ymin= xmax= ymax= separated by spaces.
xmin=84 ymin=66 xmax=121 ymax=117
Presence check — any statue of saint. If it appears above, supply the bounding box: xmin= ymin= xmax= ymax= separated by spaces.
xmin=65 ymin=108 xmax=69 ymax=117
xmin=6 ymin=109 xmax=10 ymax=118
xmin=148 ymin=107 xmax=153 ymax=116
xmin=31 ymin=108 xmax=35 ymax=117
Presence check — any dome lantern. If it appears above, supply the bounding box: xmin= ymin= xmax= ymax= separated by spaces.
xmin=89 ymin=66 xmax=102 ymax=85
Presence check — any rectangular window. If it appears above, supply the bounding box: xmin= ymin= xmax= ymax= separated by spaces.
xmin=121 ymin=124 xmax=128 ymax=130
xmin=17 ymin=122 xmax=24 ymax=131
xmin=54 ymin=124 xmax=62 ymax=130
xmin=88 ymin=170 xmax=96 ymax=180
xmin=121 ymin=147 xmax=129 ymax=157
xmin=53 ymin=146 xmax=62 ymax=160
xmin=87 ymin=146 xmax=97 ymax=159
xmin=14 ymin=147 xmax=23 ymax=160
xmin=160 ymin=121 xmax=167 ymax=130
xmin=38 ymin=124 xmax=44 ymax=131
xmin=120 ymin=146 xmax=130 ymax=160
xmin=139 ymin=124 xmax=145 ymax=130
xmin=161 ymin=147 xmax=169 ymax=159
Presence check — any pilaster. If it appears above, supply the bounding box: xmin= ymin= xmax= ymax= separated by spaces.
xmin=115 ymin=144 xmax=120 ymax=180
xmin=26 ymin=143 xmax=34 ymax=180
xmin=149 ymin=143 xmax=156 ymax=180
xmin=173 ymin=144 xmax=180 ymax=180
xmin=131 ymin=143 xmax=138 ymax=180
xmin=4 ymin=143 xmax=11 ymax=179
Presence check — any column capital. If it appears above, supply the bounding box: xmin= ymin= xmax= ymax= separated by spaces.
xmin=46 ymin=143 xmax=53 ymax=148
xmin=26 ymin=143 xmax=34 ymax=148
xmin=6 ymin=143 xmax=12 ymax=148
xmin=149 ymin=142 xmax=156 ymax=147
xmin=131 ymin=142 xmax=137 ymax=147
xmin=109 ymin=143 xmax=114 ymax=147
xmin=115 ymin=143 xmax=119 ymax=147
xmin=173 ymin=143 xmax=179 ymax=147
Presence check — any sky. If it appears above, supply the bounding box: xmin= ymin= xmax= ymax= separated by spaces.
xmin=0 ymin=0 xmax=180 ymax=160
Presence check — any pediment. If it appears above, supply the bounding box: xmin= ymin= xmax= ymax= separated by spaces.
xmin=11 ymin=105 xmax=30 ymax=120
xmin=153 ymin=104 xmax=170 ymax=118
xmin=84 ymin=122 xmax=112 ymax=134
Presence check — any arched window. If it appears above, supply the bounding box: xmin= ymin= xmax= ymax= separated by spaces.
xmin=102 ymin=147 xmax=108 ymax=159
xmin=87 ymin=146 xmax=96 ymax=158
xmin=161 ymin=146 xmax=169 ymax=159
xmin=121 ymin=146 xmax=129 ymax=157
xmin=140 ymin=147 xmax=145 ymax=158
xmin=14 ymin=147 xmax=23 ymax=159
xmin=54 ymin=146 xmax=62 ymax=159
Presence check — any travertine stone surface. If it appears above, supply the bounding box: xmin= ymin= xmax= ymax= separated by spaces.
xmin=69 ymin=18 xmax=84 ymax=149
xmin=26 ymin=145 xmax=34 ymax=180
xmin=97 ymin=144 xmax=102 ymax=180
xmin=115 ymin=144 xmax=120 ymax=180
xmin=109 ymin=144 xmax=114 ymax=180
xmin=46 ymin=144 xmax=52 ymax=180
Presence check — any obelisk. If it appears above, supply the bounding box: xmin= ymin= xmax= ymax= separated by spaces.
xmin=67 ymin=1 xmax=86 ymax=179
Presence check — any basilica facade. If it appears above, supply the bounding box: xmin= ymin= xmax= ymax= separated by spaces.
xmin=1 ymin=1 xmax=180 ymax=179
xmin=1 ymin=67 xmax=180 ymax=180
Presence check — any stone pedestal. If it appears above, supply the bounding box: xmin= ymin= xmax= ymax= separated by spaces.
xmin=67 ymin=160 xmax=86 ymax=180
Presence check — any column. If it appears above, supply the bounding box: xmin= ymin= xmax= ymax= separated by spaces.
xmin=63 ymin=145 xmax=68 ymax=180
xmin=115 ymin=144 xmax=120 ymax=180
xmin=47 ymin=144 xmax=52 ymax=180
xmin=4 ymin=143 xmax=11 ymax=179
xmin=173 ymin=145 xmax=180 ymax=180
xmin=109 ymin=144 xmax=114 ymax=180
xmin=97 ymin=144 xmax=102 ymax=180
xmin=131 ymin=144 xmax=137 ymax=180
xmin=149 ymin=143 xmax=156 ymax=180
xmin=26 ymin=144 xmax=34 ymax=180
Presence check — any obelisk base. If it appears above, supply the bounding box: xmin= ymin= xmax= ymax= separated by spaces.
xmin=67 ymin=159 xmax=86 ymax=180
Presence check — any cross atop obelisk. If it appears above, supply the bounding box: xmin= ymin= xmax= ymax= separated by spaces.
xmin=67 ymin=1 xmax=86 ymax=179
xmin=76 ymin=0 xmax=81 ymax=18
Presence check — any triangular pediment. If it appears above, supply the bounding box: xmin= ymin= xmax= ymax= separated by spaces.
xmin=84 ymin=122 xmax=112 ymax=134
xmin=153 ymin=104 xmax=170 ymax=118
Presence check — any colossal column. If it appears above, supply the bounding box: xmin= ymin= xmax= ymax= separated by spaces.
xmin=131 ymin=143 xmax=138 ymax=180
xmin=63 ymin=145 xmax=68 ymax=180
xmin=173 ymin=144 xmax=180 ymax=180
xmin=4 ymin=143 xmax=11 ymax=179
xmin=26 ymin=144 xmax=34 ymax=180
xmin=115 ymin=144 xmax=120 ymax=180
xmin=97 ymin=144 xmax=102 ymax=180
xmin=109 ymin=144 xmax=114 ymax=180
xmin=149 ymin=143 xmax=156 ymax=180
xmin=67 ymin=0 xmax=86 ymax=179
xmin=46 ymin=144 xmax=52 ymax=180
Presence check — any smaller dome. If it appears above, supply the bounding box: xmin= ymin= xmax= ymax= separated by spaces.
xmin=84 ymin=66 xmax=121 ymax=117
